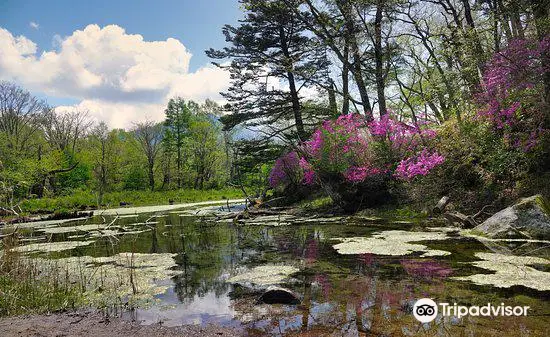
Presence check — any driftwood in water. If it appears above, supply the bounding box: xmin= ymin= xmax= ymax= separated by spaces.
xmin=432 ymin=196 xmax=450 ymax=214
xmin=1 ymin=211 xmax=93 ymax=226
xmin=443 ymin=211 xmax=477 ymax=228
xmin=442 ymin=200 xmax=494 ymax=229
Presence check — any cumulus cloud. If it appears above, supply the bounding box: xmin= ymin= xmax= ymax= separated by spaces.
xmin=0 ymin=24 xmax=230 ymax=128
xmin=29 ymin=22 xmax=39 ymax=30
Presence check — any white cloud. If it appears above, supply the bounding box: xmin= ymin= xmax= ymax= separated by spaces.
xmin=0 ymin=24 xmax=230 ymax=128
xmin=29 ymin=22 xmax=39 ymax=30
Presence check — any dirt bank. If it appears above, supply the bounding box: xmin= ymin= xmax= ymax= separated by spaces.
xmin=0 ymin=310 xmax=243 ymax=337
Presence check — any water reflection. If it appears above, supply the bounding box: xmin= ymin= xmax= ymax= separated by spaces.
xmin=5 ymin=210 xmax=550 ymax=336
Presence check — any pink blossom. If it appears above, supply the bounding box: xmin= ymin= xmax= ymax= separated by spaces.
xmin=303 ymin=170 xmax=316 ymax=185
xmin=395 ymin=150 xmax=445 ymax=180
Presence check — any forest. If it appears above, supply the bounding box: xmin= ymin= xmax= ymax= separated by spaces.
xmin=1 ymin=1 xmax=550 ymax=335
xmin=0 ymin=88 xmax=250 ymax=215
xmin=2 ymin=0 xmax=549 ymax=220
xmin=206 ymin=0 xmax=550 ymax=214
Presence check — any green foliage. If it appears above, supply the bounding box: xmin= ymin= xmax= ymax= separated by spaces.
xmin=0 ymin=274 xmax=82 ymax=316
xmin=19 ymin=187 xmax=244 ymax=213
xmin=123 ymin=165 xmax=148 ymax=190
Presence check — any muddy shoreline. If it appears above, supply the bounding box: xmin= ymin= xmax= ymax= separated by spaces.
xmin=0 ymin=310 xmax=243 ymax=337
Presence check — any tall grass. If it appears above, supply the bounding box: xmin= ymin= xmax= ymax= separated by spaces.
xmin=0 ymin=235 xmax=83 ymax=316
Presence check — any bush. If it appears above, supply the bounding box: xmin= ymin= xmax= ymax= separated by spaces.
xmin=269 ymin=113 xmax=444 ymax=211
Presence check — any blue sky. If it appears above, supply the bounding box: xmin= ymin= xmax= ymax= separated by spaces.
xmin=0 ymin=0 xmax=241 ymax=71
xmin=0 ymin=0 xmax=241 ymax=126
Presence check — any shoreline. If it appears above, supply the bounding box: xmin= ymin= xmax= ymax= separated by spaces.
xmin=0 ymin=310 xmax=243 ymax=337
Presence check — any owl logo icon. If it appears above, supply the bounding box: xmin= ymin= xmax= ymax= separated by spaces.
xmin=413 ymin=298 xmax=438 ymax=323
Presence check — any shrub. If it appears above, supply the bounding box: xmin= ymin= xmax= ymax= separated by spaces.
xmin=269 ymin=113 xmax=444 ymax=210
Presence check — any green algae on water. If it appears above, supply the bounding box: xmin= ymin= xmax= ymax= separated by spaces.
xmin=332 ymin=230 xmax=450 ymax=256
xmin=452 ymin=252 xmax=550 ymax=291
xmin=13 ymin=240 xmax=95 ymax=253
xmin=227 ymin=265 xmax=299 ymax=286
xmin=31 ymin=252 xmax=183 ymax=307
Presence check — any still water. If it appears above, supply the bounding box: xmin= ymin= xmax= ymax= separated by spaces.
xmin=6 ymin=204 xmax=550 ymax=336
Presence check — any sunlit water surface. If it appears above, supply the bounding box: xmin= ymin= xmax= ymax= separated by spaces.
xmin=5 ymin=205 xmax=550 ymax=336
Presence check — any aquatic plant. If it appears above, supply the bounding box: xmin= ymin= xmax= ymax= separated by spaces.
xmin=332 ymin=230 xmax=450 ymax=256
xmin=12 ymin=240 xmax=95 ymax=253
xmin=227 ymin=265 xmax=299 ymax=287
xmin=452 ymin=252 xmax=550 ymax=291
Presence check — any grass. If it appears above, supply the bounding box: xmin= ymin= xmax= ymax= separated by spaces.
xmin=297 ymin=196 xmax=334 ymax=212
xmin=19 ymin=187 xmax=245 ymax=214
xmin=0 ymin=236 xmax=83 ymax=316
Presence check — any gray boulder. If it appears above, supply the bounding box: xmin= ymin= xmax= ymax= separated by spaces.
xmin=474 ymin=195 xmax=550 ymax=239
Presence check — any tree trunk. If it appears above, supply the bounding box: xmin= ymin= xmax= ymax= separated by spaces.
xmin=177 ymin=143 xmax=182 ymax=188
xmin=287 ymin=70 xmax=305 ymax=139
xmin=342 ymin=44 xmax=350 ymax=114
xmin=279 ymin=25 xmax=306 ymax=140
xmin=148 ymin=162 xmax=155 ymax=191
xmin=374 ymin=2 xmax=387 ymax=116
xmin=328 ymin=79 xmax=338 ymax=116
xmin=338 ymin=0 xmax=373 ymax=120
xmin=531 ymin=0 xmax=550 ymax=113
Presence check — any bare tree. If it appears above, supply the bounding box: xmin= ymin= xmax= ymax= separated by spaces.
xmin=42 ymin=108 xmax=93 ymax=153
xmin=91 ymin=122 xmax=110 ymax=205
xmin=133 ymin=120 xmax=163 ymax=191
xmin=0 ymin=81 xmax=46 ymax=152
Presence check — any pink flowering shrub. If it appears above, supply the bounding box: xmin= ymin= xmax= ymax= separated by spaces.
xmin=269 ymin=113 xmax=444 ymax=209
xmin=299 ymin=113 xmax=443 ymax=183
xmin=268 ymin=151 xmax=302 ymax=189
xmin=477 ymin=37 xmax=550 ymax=150
xmin=395 ymin=150 xmax=446 ymax=180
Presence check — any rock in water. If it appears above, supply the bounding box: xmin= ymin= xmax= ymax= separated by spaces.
xmin=474 ymin=195 xmax=550 ymax=239
xmin=258 ymin=286 xmax=300 ymax=305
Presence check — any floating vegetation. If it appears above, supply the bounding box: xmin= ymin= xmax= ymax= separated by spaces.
xmin=118 ymin=214 xmax=140 ymax=218
xmin=19 ymin=236 xmax=47 ymax=243
xmin=5 ymin=217 xmax=90 ymax=229
xmin=94 ymin=199 xmax=245 ymax=215
xmin=125 ymin=221 xmax=159 ymax=226
xmin=88 ymin=229 xmax=122 ymax=238
xmin=227 ymin=265 xmax=299 ymax=287
xmin=241 ymin=221 xmax=291 ymax=227
xmin=452 ymin=252 xmax=550 ymax=291
xmin=332 ymin=230 xmax=450 ymax=256
xmin=12 ymin=240 xmax=95 ymax=253
xmin=32 ymin=253 xmax=182 ymax=307
xmin=41 ymin=224 xmax=107 ymax=234
xmin=294 ymin=216 xmax=344 ymax=223
xmin=460 ymin=230 xmax=550 ymax=244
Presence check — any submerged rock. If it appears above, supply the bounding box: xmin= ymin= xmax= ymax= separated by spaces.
xmin=473 ymin=195 xmax=550 ymax=239
xmin=258 ymin=286 xmax=300 ymax=305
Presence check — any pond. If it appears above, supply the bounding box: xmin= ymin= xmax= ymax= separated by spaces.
xmin=3 ymin=203 xmax=550 ymax=336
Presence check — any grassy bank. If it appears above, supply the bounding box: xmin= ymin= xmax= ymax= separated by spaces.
xmin=19 ymin=187 xmax=245 ymax=214
xmin=0 ymin=238 xmax=83 ymax=316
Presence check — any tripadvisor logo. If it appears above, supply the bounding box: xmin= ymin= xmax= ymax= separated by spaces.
xmin=413 ymin=298 xmax=530 ymax=323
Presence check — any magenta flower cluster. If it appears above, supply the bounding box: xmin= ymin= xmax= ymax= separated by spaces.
xmin=269 ymin=112 xmax=445 ymax=189
xmin=268 ymin=151 xmax=301 ymax=188
xmin=395 ymin=150 xmax=445 ymax=180
xmin=477 ymin=37 xmax=549 ymax=150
